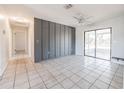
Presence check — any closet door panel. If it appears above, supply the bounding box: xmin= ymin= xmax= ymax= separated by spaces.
xmin=34 ymin=17 xmax=76 ymax=62
xmin=60 ymin=25 xmax=65 ymax=56
xmin=64 ymin=26 xmax=69 ymax=56
xmin=55 ymin=24 xmax=61 ymax=57
xmin=34 ymin=18 xmax=42 ymax=62
xmin=68 ymin=27 xmax=72 ymax=55
xmin=42 ymin=20 xmax=49 ymax=60
xmin=49 ymin=22 xmax=55 ymax=58
xmin=71 ymin=28 xmax=75 ymax=54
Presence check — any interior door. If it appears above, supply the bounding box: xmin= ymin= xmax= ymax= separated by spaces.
xmin=13 ymin=31 xmax=26 ymax=54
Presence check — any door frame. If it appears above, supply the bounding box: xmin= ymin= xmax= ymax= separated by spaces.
xmin=84 ymin=27 xmax=112 ymax=61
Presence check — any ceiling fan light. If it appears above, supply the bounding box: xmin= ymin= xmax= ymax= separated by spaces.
xmin=64 ymin=4 xmax=73 ymax=9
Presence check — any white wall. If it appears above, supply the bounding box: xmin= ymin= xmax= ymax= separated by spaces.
xmin=76 ymin=27 xmax=84 ymax=56
xmin=0 ymin=18 xmax=34 ymax=77
xmin=0 ymin=18 xmax=9 ymax=76
xmin=0 ymin=6 xmax=10 ymax=76
xmin=76 ymin=15 xmax=124 ymax=63
xmin=28 ymin=18 xmax=34 ymax=61
xmin=0 ymin=5 xmax=34 ymax=61
xmin=0 ymin=5 xmax=34 ymax=76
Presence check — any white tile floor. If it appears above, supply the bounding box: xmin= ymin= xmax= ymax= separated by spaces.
xmin=0 ymin=56 xmax=123 ymax=89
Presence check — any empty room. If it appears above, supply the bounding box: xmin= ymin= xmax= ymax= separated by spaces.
xmin=0 ymin=4 xmax=124 ymax=89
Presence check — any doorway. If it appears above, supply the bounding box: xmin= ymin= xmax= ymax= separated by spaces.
xmin=84 ymin=27 xmax=111 ymax=60
xmin=12 ymin=26 xmax=28 ymax=56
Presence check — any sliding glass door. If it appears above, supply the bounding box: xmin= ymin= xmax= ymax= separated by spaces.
xmin=84 ymin=28 xmax=111 ymax=60
xmin=96 ymin=29 xmax=111 ymax=60
xmin=84 ymin=31 xmax=95 ymax=57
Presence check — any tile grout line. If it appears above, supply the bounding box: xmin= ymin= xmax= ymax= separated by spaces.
xmin=13 ymin=59 xmax=18 ymax=89
xmin=33 ymin=62 xmax=48 ymax=89
xmin=88 ymin=63 xmax=119 ymax=89
xmin=92 ymin=65 xmax=119 ymax=89
xmin=59 ymin=65 xmax=91 ymax=89
xmin=88 ymin=69 xmax=107 ymax=89
xmin=67 ymin=64 xmax=106 ymax=89
xmin=62 ymin=67 xmax=100 ymax=89
xmin=55 ymin=65 xmax=81 ymax=88
xmin=108 ymin=64 xmax=120 ymax=89
xmin=0 ymin=60 xmax=10 ymax=81
xmin=24 ymin=58 xmax=31 ymax=89
xmin=62 ymin=64 xmax=92 ymax=89
xmin=26 ymin=58 xmax=121 ymax=89
xmin=47 ymin=67 xmax=83 ymax=89
xmin=45 ymin=69 xmax=65 ymax=89
xmin=38 ymin=62 xmax=65 ymax=89
xmin=0 ymin=56 xmax=123 ymax=89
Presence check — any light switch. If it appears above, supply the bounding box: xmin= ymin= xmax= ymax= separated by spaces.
xmin=3 ymin=30 xmax=5 ymax=34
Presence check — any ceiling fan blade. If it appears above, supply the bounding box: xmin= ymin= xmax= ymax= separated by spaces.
xmin=73 ymin=16 xmax=79 ymax=20
xmin=85 ymin=16 xmax=93 ymax=19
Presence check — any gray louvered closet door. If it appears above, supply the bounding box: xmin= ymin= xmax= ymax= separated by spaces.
xmin=55 ymin=24 xmax=61 ymax=57
xmin=34 ymin=18 xmax=75 ymax=62
xmin=71 ymin=27 xmax=75 ymax=54
xmin=60 ymin=25 xmax=65 ymax=57
xmin=49 ymin=22 xmax=55 ymax=59
xmin=34 ymin=18 xmax=42 ymax=62
xmin=68 ymin=27 xmax=72 ymax=55
xmin=42 ymin=20 xmax=49 ymax=60
xmin=64 ymin=26 xmax=69 ymax=56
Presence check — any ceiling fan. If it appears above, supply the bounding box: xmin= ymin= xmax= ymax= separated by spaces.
xmin=73 ymin=16 xmax=86 ymax=23
xmin=73 ymin=15 xmax=92 ymax=24
xmin=64 ymin=4 xmax=92 ymax=25
xmin=64 ymin=4 xmax=73 ymax=9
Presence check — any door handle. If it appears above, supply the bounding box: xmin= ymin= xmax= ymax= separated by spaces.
xmin=36 ymin=40 xmax=39 ymax=43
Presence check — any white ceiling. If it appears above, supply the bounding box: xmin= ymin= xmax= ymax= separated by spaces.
xmin=25 ymin=4 xmax=124 ymax=26
xmin=1 ymin=4 xmax=124 ymax=27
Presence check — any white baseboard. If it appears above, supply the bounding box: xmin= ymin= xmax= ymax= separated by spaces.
xmin=9 ymin=54 xmax=29 ymax=61
xmin=112 ymin=60 xmax=124 ymax=65
xmin=123 ymin=68 xmax=124 ymax=89
xmin=0 ymin=62 xmax=8 ymax=77
xmin=75 ymin=54 xmax=84 ymax=56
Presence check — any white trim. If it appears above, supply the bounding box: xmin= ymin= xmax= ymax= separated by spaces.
xmin=123 ymin=67 xmax=124 ymax=89
xmin=9 ymin=54 xmax=29 ymax=60
xmin=111 ymin=60 xmax=124 ymax=65
xmin=0 ymin=61 xmax=8 ymax=77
